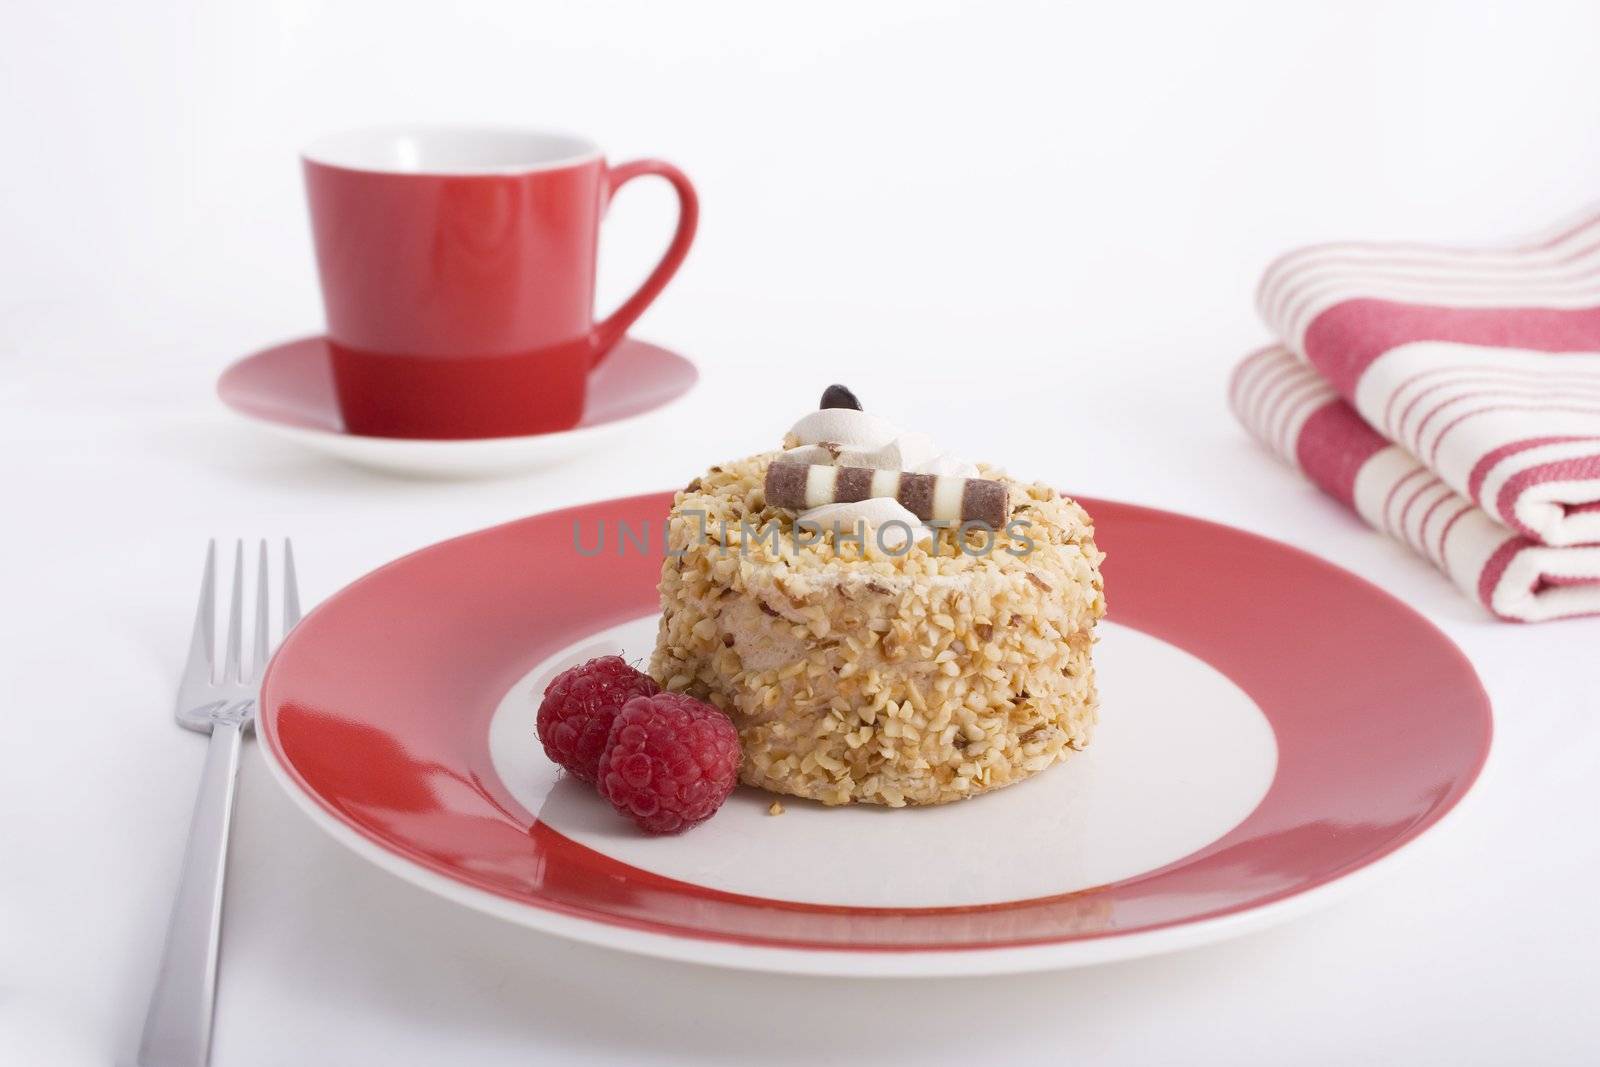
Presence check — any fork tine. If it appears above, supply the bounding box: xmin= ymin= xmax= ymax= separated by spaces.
xmin=251 ymin=540 xmax=270 ymax=681
xmin=182 ymin=540 xmax=217 ymax=686
xmin=223 ymin=540 xmax=244 ymax=684
xmin=283 ymin=538 xmax=302 ymax=631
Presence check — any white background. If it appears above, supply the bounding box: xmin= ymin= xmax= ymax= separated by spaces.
xmin=4 ymin=1 xmax=1600 ymax=1063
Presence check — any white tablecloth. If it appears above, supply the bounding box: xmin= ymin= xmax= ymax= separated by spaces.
xmin=7 ymin=305 xmax=1598 ymax=1066
xmin=4 ymin=2 xmax=1599 ymax=1063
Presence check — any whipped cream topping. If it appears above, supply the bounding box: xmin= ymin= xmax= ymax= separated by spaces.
xmin=798 ymin=499 xmax=931 ymax=552
xmin=784 ymin=409 xmax=977 ymax=478
xmin=782 ymin=407 xmax=977 ymax=548
xmin=787 ymin=408 xmax=900 ymax=451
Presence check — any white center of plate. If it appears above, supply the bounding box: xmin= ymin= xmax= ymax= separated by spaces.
xmin=488 ymin=616 xmax=1276 ymax=909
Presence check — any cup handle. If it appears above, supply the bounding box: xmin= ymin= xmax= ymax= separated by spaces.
xmin=589 ymin=159 xmax=699 ymax=367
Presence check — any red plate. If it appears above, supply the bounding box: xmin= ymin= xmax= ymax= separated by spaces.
xmin=258 ymin=494 xmax=1491 ymax=975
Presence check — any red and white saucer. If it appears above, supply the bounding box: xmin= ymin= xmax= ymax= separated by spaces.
xmin=258 ymin=494 xmax=1491 ymax=976
xmin=217 ymin=336 xmax=696 ymax=477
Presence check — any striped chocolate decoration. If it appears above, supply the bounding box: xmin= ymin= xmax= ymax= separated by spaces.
xmin=764 ymin=463 xmax=1010 ymax=527
xmin=836 ymin=466 xmax=875 ymax=500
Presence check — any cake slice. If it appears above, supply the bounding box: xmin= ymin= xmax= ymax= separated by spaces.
xmin=650 ymin=390 xmax=1105 ymax=807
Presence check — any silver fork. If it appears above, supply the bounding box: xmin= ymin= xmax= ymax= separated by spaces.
xmin=138 ymin=540 xmax=301 ymax=1067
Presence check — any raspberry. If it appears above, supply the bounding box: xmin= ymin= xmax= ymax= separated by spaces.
xmin=596 ymin=693 xmax=741 ymax=835
xmin=536 ymin=656 xmax=659 ymax=783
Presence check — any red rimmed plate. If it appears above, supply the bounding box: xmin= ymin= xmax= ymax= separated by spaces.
xmin=258 ymin=494 xmax=1490 ymax=975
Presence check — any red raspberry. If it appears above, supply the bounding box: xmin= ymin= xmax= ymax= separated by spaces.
xmin=536 ymin=656 xmax=660 ymax=783
xmin=597 ymin=693 xmax=742 ymax=835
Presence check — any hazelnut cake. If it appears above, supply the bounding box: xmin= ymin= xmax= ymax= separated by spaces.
xmin=649 ymin=386 xmax=1106 ymax=807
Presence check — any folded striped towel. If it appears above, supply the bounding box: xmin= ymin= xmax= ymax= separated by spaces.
xmin=1231 ymin=346 xmax=1600 ymax=622
xmin=1257 ymin=206 xmax=1600 ymax=547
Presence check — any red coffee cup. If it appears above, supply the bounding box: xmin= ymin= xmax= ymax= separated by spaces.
xmin=302 ymin=126 xmax=697 ymax=439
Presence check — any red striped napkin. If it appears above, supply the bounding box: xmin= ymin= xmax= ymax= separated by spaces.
xmin=1232 ymin=207 xmax=1600 ymax=622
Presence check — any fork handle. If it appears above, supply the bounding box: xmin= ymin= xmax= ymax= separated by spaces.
xmin=138 ymin=715 xmax=245 ymax=1067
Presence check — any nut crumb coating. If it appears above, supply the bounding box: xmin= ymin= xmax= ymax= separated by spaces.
xmin=650 ymin=450 xmax=1105 ymax=807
